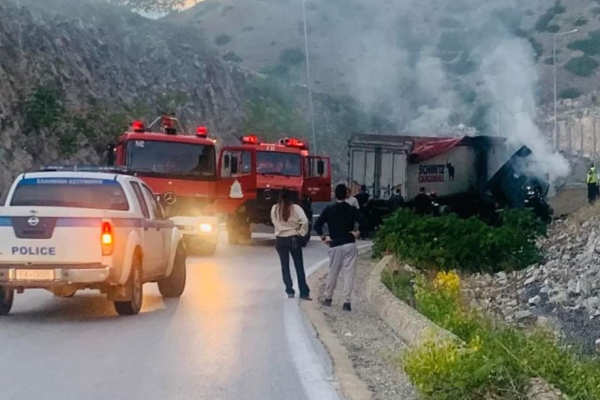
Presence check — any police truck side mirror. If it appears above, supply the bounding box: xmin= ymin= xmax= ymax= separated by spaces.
xmin=231 ymin=156 xmax=239 ymax=175
xmin=317 ymin=160 xmax=325 ymax=176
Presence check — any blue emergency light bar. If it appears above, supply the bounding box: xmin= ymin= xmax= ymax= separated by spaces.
xmin=39 ymin=165 xmax=133 ymax=175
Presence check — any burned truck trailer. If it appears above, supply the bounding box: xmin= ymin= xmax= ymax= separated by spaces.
xmin=348 ymin=134 xmax=552 ymax=222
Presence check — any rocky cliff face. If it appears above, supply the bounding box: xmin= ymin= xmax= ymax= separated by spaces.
xmin=0 ymin=0 xmax=246 ymax=198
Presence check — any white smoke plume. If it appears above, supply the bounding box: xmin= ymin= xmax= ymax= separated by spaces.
xmin=478 ymin=38 xmax=570 ymax=183
xmin=343 ymin=0 xmax=570 ymax=182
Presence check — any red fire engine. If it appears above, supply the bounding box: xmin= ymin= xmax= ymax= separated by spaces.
xmin=107 ymin=115 xmax=219 ymax=255
xmin=214 ymin=134 xmax=332 ymax=245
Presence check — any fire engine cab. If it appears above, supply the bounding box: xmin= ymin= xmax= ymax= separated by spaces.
xmin=107 ymin=115 xmax=219 ymax=255
xmin=215 ymin=135 xmax=331 ymax=245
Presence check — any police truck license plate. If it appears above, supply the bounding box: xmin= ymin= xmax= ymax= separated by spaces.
xmin=16 ymin=270 xmax=55 ymax=281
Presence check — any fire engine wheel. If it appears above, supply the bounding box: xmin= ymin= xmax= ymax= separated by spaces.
xmin=114 ymin=257 xmax=143 ymax=316
xmin=0 ymin=286 xmax=14 ymax=316
xmin=158 ymin=245 xmax=187 ymax=298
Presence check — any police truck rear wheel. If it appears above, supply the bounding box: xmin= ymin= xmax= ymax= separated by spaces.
xmin=114 ymin=258 xmax=143 ymax=316
xmin=0 ymin=286 xmax=14 ymax=316
xmin=158 ymin=246 xmax=187 ymax=298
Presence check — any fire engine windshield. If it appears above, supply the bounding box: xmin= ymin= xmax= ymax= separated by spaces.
xmin=256 ymin=152 xmax=301 ymax=176
xmin=126 ymin=141 xmax=215 ymax=178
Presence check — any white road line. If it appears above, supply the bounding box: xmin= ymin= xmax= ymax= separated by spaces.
xmin=284 ymin=243 xmax=373 ymax=400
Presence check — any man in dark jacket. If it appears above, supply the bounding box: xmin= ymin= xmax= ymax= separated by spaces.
xmin=314 ymin=184 xmax=368 ymax=312
xmin=414 ymin=187 xmax=433 ymax=215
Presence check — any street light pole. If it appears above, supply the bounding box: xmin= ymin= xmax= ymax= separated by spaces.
xmin=301 ymin=0 xmax=317 ymax=153
xmin=553 ymin=29 xmax=578 ymax=151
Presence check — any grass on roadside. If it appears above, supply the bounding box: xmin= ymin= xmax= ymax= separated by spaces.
xmin=384 ymin=270 xmax=600 ymax=400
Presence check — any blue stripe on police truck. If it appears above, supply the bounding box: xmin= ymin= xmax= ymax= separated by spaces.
xmin=17 ymin=178 xmax=121 ymax=186
xmin=0 ymin=217 xmax=144 ymax=228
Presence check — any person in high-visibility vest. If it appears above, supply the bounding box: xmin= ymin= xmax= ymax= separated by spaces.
xmin=587 ymin=164 xmax=599 ymax=204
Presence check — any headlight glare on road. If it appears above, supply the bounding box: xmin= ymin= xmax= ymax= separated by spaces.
xmin=199 ymin=223 xmax=213 ymax=233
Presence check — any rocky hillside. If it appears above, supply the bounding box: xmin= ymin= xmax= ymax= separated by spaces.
xmin=465 ymin=207 xmax=600 ymax=354
xmin=0 ymin=0 xmax=246 ymax=198
xmin=170 ymin=0 xmax=600 ymax=133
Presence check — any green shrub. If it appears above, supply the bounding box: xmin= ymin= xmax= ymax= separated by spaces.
xmin=574 ymin=17 xmax=588 ymax=27
xmin=592 ymin=7 xmax=600 ymax=16
xmin=528 ymin=37 xmax=544 ymax=61
xmin=535 ymin=11 xmax=556 ymax=32
xmin=381 ymin=270 xmax=416 ymax=307
xmin=567 ymin=31 xmax=600 ymax=56
xmin=560 ymin=87 xmax=582 ymax=99
xmin=544 ymin=56 xmax=555 ymax=65
xmin=23 ymin=85 xmax=64 ymax=132
xmin=373 ymin=209 xmax=545 ymax=274
xmin=535 ymin=2 xmax=565 ymax=32
xmin=400 ymin=273 xmax=600 ymax=400
xmin=565 ymin=55 xmax=599 ymax=77
xmin=546 ymin=24 xmax=560 ymax=33
xmin=222 ymin=51 xmax=243 ymax=63
xmin=279 ymin=48 xmax=305 ymax=65
xmin=215 ymin=34 xmax=232 ymax=46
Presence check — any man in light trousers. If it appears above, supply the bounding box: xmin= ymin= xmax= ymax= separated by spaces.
xmin=314 ymin=184 xmax=368 ymax=311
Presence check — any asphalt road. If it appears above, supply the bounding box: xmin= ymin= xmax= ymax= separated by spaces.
xmin=0 ymin=233 xmax=343 ymax=400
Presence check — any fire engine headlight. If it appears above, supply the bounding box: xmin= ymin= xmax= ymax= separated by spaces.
xmin=199 ymin=223 xmax=213 ymax=233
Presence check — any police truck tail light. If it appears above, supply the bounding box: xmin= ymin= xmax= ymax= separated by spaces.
xmin=101 ymin=222 xmax=114 ymax=256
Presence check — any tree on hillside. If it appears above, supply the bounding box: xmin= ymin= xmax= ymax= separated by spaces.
xmin=105 ymin=0 xmax=187 ymax=13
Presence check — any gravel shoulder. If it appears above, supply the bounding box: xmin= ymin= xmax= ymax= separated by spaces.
xmin=306 ymin=253 xmax=417 ymax=400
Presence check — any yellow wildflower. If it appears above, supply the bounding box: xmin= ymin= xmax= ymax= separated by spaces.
xmin=433 ymin=271 xmax=461 ymax=297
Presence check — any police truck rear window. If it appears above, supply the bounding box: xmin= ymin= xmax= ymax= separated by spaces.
xmin=10 ymin=178 xmax=129 ymax=211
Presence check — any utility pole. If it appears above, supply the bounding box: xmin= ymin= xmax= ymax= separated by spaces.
xmin=301 ymin=0 xmax=317 ymax=153
xmin=553 ymin=29 xmax=578 ymax=151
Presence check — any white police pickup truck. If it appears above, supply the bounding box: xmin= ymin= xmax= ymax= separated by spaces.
xmin=0 ymin=169 xmax=187 ymax=316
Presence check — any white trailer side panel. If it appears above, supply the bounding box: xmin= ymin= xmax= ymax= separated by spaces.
xmin=406 ymin=146 xmax=477 ymax=200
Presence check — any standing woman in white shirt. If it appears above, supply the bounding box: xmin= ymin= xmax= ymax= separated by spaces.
xmin=271 ymin=188 xmax=312 ymax=300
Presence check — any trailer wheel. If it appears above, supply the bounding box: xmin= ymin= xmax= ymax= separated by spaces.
xmin=0 ymin=286 xmax=14 ymax=316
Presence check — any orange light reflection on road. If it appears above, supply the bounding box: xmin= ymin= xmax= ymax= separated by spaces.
xmin=184 ymin=258 xmax=243 ymax=384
